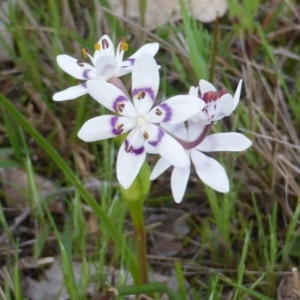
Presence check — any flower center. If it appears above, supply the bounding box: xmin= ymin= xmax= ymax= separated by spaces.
xmin=201 ymin=88 xmax=228 ymax=103
xmin=137 ymin=116 xmax=146 ymax=127
xmin=200 ymin=88 xmax=228 ymax=120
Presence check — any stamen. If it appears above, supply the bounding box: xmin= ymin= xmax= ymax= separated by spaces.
xmin=82 ymin=48 xmax=90 ymax=58
xmin=218 ymin=88 xmax=228 ymax=98
xmin=125 ymin=143 xmax=133 ymax=153
xmin=137 ymin=91 xmax=145 ymax=100
xmin=119 ymin=37 xmax=128 ymax=52
xmin=101 ymin=39 xmax=109 ymax=49
xmin=114 ymin=123 xmax=124 ymax=135
xmin=116 ymin=103 xmax=125 ymax=113
xmin=143 ymin=131 xmax=149 ymax=139
xmin=94 ymin=43 xmax=101 ymax=51
xmin=203 ymin=91 xmax=219 ymax=102
xmin=155 ymin=108 xmax=162 ymax=116
xmin=76 ymin=60 xmax=84 ymax=67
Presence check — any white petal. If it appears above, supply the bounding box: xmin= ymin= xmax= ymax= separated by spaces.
xmin=161 ymin=123 xmax=187 ymax=140
xmin=115 ymin=42 xmax=125 ymax=67
xmin=191 ymin=109 xmax=209 ymax=123
xmin=93 ymin=35 xmax=115 ymax=63
xmin=232 ymin=80 xmax=242 ymax=111
xmin=56 ymin=55 xmax=96 ymax=80
xmin=53 ymin=84 xmax=87 ymax=101
xmin=144 ymin=123 xmax=188 ymax=167
xmin=147 ymin=95 xmax=204 ymax=124
xmin=117 ymin=129 xmax=146 ymax=189
xmin=86 ymin=79 xmax=137 ymax=118
xmin=145 ymin=143 xmax=158 ymax=154
xmin=196 ymin=133 xmax=252 ymax=152
xmin=114 ymin=67 xmax=133 ymax=78
xmin=95 ymin=55 xmax=118 ymax=80
xmin=199 ymin=79 xmax=216 ymax=95
xmin=78 ymin=115 xmax=135 ymax=142
xmin=187 ymin=120 xmax=207 ymax=141
xmin=171 ymin=166 xmax=190 ymax=203
xmin=190 ymin=150 xmax=229 ymax=193
xmin=121 ymin=43 xmax=159 ymax=70
xmin=150 ymin=157 xmax=171 ymax=180
xmin=131 ymin=53 xmax=159 ymax=115
xmin=189 ymin=86 xmax=198 ymax=97
xmin=214 ymin=94 xmax=234 ymax=120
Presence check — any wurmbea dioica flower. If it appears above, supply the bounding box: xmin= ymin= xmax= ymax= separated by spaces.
xmin=189 ymin=79 xmax=242 ymax=124
xmin=78 ymin=53 xmax=205 ymax=189
xmin=150 ymin=121 xmax=252 ymax=203
xmin=150 ymin=79 xmax=251 ymax=203
xmin=53 ymin=35 xmax=159 ymax=101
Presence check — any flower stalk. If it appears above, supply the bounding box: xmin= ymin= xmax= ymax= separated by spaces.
xmin=120 ymin=162 xmax=151 ymax=285
xmin=127 ymin=198 xmax=148 ymax=284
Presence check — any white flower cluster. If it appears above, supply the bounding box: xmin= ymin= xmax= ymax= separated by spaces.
xmin=53 ymin=35 xmax=251 ymax=203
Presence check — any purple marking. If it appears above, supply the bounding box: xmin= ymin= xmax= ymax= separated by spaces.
xmin=110 ymin=116 xmax=123 ymax=135
xmin=158 ymin=103 xmax=172 ymax=122
xmin=132 ymin=87 xmax=155 ymax=101
xmin=121 ymin=58 xmax=135 ymax=68
xmin=148 ymin=128 xmax=164 ymax=147
xmin=83 ymin=69 xmax=91 ymax=79
xmin=112 ymin=96 xmax=128 ymax=113
xmin=124 ymin=139 xmax=144 ymax=155
xmin=82 ymin=82 xmax=87 ymax=89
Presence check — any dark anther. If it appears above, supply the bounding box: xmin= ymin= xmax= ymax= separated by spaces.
xmin=137 ymin=91 xmax=146 ymax=100
xmin=102 ymin=39 xmax=109 ymax=49
xmin=77 ymin=60 xmax=84 ymax=67
xmin=125 ymin=144 xmax=133 ymax=153
xmin=203 ymin=91 xmax=219 ymax=103
xmin=218 ymin=88 xmax=228 ymax=98
xmin=155 ymin=109 xmax=162 ymax=116
xmin=117 ymin=124 xmax=124 ymax=134
xmin=117 ymin=103 xmax=125 ymax=113
xmin=143 ymin=131 xmax=149 ymax=139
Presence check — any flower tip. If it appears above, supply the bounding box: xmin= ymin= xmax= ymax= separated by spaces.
xmin=216 ymin=183 xmax=230 ymax=194
xmin=233 ymin=79 xmax=243 ymax=110
xmin=56 ymin=54 xmax=66 ymax=64
xmin=52 ymin=93 xmax=60 ymax=101
xmin=77 ymin=130 xmax=85 ymax=141
xmin=117 ymin=176 xmax=133 ymax=190
xmin=189 ymin=86 xmax=198 ymax=97
xmin=152 ymin=42 xmax=160 ymax=53
xmin=244 ymin=137 xmax=252 ymax=149
xmin=77 ymin=128 xmax=91 ymax=142
xmin=174 ymin=196 xmax=183 ymax=204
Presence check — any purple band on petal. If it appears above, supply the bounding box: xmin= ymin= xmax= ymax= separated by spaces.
xmin=132 ymin=87 xmax=155 ymax=101
xmin=83 ymin=69 xmax=91 ymax=79
xmin=121 ymin=58 xmax=135 ymax=68
xmin=110 ymin=116 xmax=123 ymax=135
xmin=82 ymin=82 xmax=87 ymax=89
xmin=112 ymin=96 xmax=128 ymax=113
xmin=148 ymin=128 xmax=164 ymax=147
xmin=158 ymin=103 xmax=172 ymax=122
xmin=124 ymin=139 xmax=144 ymax=155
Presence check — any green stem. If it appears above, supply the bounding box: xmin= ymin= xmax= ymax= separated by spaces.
xmin=120 ymin=162 xmax=151 ymax=285
xmin=127 ymin=199 xmax=148 ymax=284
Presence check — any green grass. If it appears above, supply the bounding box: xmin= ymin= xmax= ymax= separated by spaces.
xmin=0 ymin=0 xmax=300 ymax=299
